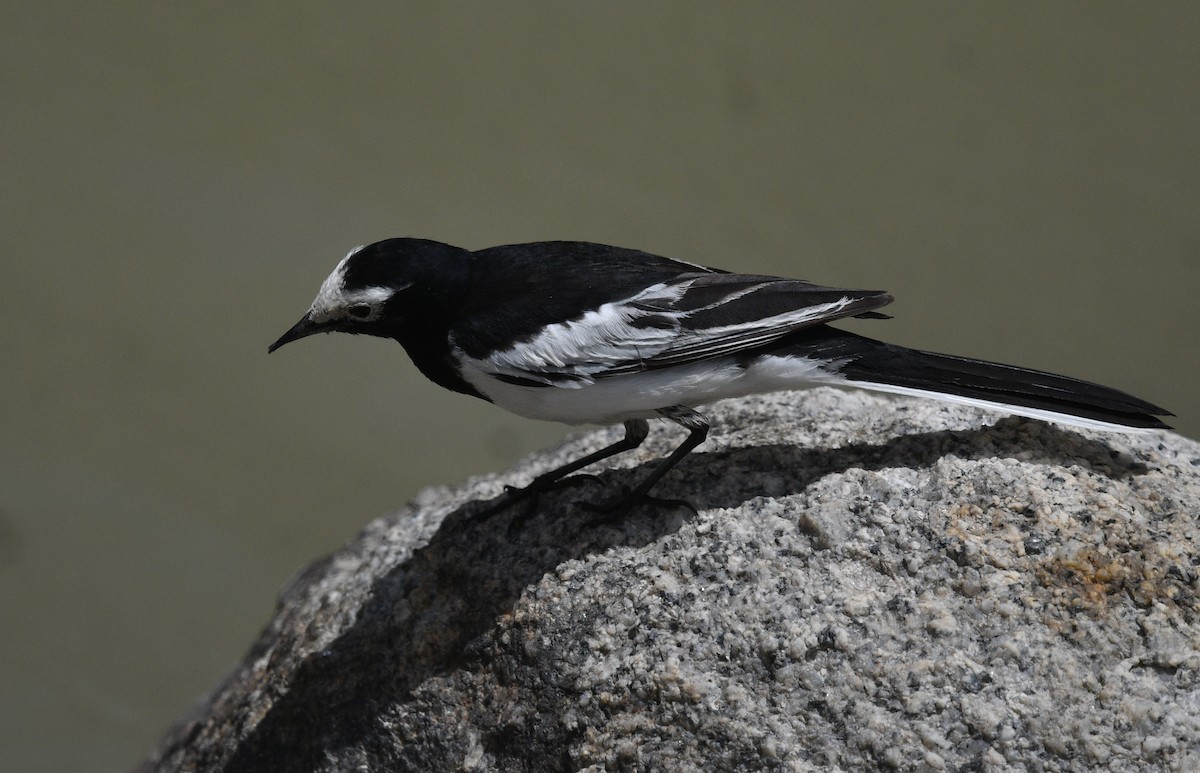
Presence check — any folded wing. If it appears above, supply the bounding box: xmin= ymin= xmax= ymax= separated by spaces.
xmin=478 ymin=272 xmax=893 ymax=385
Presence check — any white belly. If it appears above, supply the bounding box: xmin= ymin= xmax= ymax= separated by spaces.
xmin=456 ymin=353 xmax=841 ymax=425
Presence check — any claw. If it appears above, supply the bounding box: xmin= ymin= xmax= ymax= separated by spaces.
xmin=580 ymin=489 xmax=698 ymax=528
xmin=466 ymin=472 xmax=607 ymax=530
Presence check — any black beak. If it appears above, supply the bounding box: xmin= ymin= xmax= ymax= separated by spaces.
xmin=268 ymin=314 xmax=325 ymax=353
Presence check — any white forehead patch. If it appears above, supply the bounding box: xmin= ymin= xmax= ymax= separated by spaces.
xmin=307 ymin=244 xmax=404 ymax=323
xmin=308 ymin=245 xmax=364 ymax=321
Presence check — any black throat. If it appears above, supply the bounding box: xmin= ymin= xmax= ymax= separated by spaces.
xmin=361 ymin=240 xmax=489 ymax=401
xmin=393 ymin=331 xmax=489 ymax=401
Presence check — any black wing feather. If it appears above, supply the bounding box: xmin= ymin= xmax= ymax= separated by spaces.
xmin=594 ymin=273 xmax=892 ymax=377
xmin=455 ymin=242 xmax=721 ymax=358
xmin=456 ymin=241 xmax=892 ymax=380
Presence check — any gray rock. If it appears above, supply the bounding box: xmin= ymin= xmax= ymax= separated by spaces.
xmin=139 ymin=388 xmax=1200 ymax=772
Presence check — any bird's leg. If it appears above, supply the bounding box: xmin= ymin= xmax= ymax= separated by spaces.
xmin=466 ymin=419 xmax=651 ymax=523
xmin=517 ymin=418 xmax=650 ymax=493
xmin=588 ymin=406 xmax=709 ymax=516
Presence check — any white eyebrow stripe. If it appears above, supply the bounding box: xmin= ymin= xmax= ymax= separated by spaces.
xmin=307 ymin=244 xmax=387 ymax=322
xmin=345 ymin=285 xmax=403 ymax=303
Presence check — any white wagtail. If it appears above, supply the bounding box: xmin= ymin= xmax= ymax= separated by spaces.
xmin=269 ymin=239 xmax=1171 ymax=509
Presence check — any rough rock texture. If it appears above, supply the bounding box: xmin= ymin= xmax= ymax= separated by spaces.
xmin=140 ymin=388 xmax=1200 ymax=772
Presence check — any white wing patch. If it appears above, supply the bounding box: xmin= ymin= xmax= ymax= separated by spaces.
xmin=479 ymin=281 xmax=689 ymax=383
xmin=467 ymin=278 xmax=860 ymax=387
xmin=636 ymin=293 xmax=858 ymax=372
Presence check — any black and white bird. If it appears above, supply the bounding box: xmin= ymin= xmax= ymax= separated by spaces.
xmin=269 ymin=238 xmax=1171 ymax=508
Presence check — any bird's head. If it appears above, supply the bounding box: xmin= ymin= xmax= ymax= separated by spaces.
xmin=268 ymin=238 xmax=470 ymax=353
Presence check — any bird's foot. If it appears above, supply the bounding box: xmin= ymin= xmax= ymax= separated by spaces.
xmin=580 ymin=489 xmax=698 ymax=527
xmin=462 ymin=474 xmax=604 ymax=530
xmin=502 ymin=473 xmax=603 ymax=499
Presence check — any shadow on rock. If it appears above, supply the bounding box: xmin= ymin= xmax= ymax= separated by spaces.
xmin=224 ymin=418 xmax=1138 ymax=770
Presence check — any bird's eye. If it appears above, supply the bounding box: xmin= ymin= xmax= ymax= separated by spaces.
xmin=347 ymin=303 xmax=373 ymax=320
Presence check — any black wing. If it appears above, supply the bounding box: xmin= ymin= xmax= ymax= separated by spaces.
xmin=459 ymin=243 xmax=892 ymax=384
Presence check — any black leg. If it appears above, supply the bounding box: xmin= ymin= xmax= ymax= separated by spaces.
xmin=467 ymin=419 xmax=651 ymax=522
xmin=520 ymin=418 xmax=650 ymax=493
xmin=469 ymin=409 xmax=709 ymax=526
xmin=592 ymin=406 xmax=709 ymax=514
xmin=628 ymin=406 xmax=709 ymax=500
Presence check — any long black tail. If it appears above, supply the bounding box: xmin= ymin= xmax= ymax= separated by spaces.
xmin=795 ymin=330 xmax=1172 ymax=430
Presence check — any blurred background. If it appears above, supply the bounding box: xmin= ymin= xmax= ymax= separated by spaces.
xmin=2 ymin=3 xmax=1197 ymax=770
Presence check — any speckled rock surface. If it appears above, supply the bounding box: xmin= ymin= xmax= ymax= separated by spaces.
xmin=139 ymin=388 xmax=1200 ymax=772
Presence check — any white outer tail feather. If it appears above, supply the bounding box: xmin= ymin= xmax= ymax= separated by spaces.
xmin=844 ymin=380 xmax=1160 ymax=434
